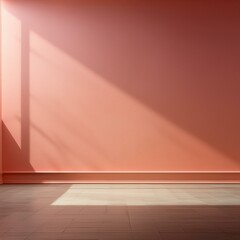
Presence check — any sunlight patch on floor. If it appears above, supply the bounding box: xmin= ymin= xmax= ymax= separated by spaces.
xmin=51 ymin=184 xmax=240 ymax=206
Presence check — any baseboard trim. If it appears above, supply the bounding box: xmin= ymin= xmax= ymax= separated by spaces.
xmin=2 ymin=171 xmax=240 ymax=183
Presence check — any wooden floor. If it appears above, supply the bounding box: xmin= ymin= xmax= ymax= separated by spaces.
xmin=0 ymin=184 xmax=240 ymax=240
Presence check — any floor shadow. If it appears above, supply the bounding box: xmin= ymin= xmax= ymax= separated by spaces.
xmin=3 ymin=0 xmax=240 ymax=165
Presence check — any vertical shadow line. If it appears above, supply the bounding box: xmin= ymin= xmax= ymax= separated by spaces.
xmin=21 ymin=24 xmax=33 ymax=171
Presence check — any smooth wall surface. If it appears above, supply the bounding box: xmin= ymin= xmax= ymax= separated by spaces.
xmin=2 ymin=0 xmax=240 ymax=173
xmin=0 ymin=1 xmax=2 ymax=183
xmin=0 ymin=1 xmax=2 ymax=184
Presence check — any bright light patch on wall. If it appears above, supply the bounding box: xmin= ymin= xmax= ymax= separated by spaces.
xmin=2 ymin=8 xmax=22 ymax=148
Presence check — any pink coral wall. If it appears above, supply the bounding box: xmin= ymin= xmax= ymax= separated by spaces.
xmin=2 ymin=0 xmax=240 ymax=178
xmin=0 ymin=0 xmax=2 ymax=183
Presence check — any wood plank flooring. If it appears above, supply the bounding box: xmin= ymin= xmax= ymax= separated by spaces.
xmin=0 ymin=184 xmax=240 ymax=239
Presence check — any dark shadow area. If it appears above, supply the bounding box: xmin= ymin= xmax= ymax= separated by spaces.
xmin=3 ymin=0 xmax=240 ymax=165
xmin=2 ymin=120 xmax=34 ymax=171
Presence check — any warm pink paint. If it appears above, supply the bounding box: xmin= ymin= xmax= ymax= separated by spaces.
xmin=0 ymin=1 xmax=2 ymax=183
xmin=2 ymin=0 xmax=240 ymax=173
